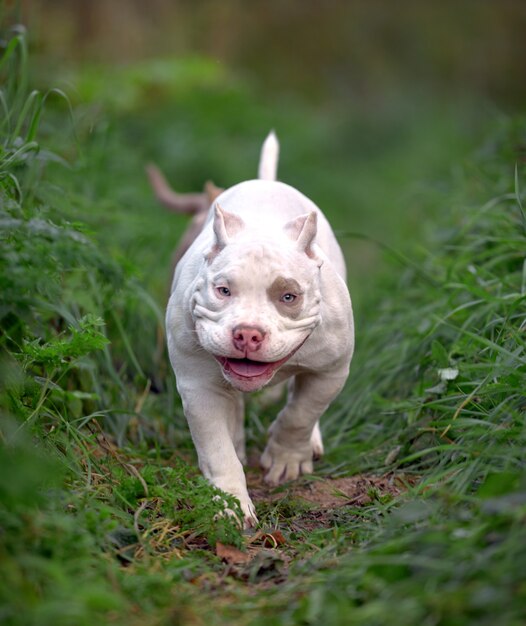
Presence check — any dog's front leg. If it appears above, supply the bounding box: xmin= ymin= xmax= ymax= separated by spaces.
xmin=177 ymin=378 xmax=257 ymax=527
xmin=260 ymin=368 xmax=348 ymax=485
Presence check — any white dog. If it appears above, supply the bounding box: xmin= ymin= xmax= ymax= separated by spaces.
xmin=162 ymin=133 xmax=354 ymax=527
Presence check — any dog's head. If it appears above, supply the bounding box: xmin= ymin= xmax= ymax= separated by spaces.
xmin=191 ymin=204 xmax=322 ymax=392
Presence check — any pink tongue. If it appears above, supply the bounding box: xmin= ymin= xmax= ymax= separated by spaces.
xmin=228 ymin=359 xmax=272 ymax=378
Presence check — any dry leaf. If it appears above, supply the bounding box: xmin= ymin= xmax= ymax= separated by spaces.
xmin=262 ymin=530 xmax=286 ymax=548
xmin=215 ymin=542 xmax=251 ymax=565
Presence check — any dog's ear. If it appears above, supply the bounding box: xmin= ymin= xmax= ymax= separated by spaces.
xmin=206 ymin=203 xmax=244 ymax=262
xmin=284 ymin=211 xmax=320 ymax=262
xmin=213 ymin=203 xmax=244 ymax=246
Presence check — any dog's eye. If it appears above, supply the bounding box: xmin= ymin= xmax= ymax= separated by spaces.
xmin=280 ymin=293 xmax=296 ymax=303
xmin=216 ymin=286 xmax=231 ymax=297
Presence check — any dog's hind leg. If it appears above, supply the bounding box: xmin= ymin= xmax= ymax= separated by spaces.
xmin=310 ymin=421 xmax=324 ymax=460
xmin=228 ymin=393 xmax=247 ymax=465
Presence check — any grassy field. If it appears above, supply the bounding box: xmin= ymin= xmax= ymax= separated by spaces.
xmin=1 ymin=27 xmax=526 ymax=626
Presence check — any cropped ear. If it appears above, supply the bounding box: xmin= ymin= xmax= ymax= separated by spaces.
xmin=284 ymin=211 xmax=319 ymax=261
xmin=206 ymin=203 xmax=245 ymax=262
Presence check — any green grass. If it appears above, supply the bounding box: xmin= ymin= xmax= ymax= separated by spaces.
xmin=1 ymin=25 xmax=526 ymax=626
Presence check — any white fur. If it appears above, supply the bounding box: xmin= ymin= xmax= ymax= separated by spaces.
xmin=166 ymin=133 xmax=354 ymax=526
xmin=257 ymin=130 xmax=280 ymax=181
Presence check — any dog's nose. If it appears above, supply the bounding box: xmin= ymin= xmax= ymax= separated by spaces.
xmin=232 ymin=325 xmax=265 ymax=353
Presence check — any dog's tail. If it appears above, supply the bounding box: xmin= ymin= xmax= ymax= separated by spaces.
xmin=258 ymin=131 xmax=280 ymax=181
xmin=146 ymin=163 xmax=222 ymax=214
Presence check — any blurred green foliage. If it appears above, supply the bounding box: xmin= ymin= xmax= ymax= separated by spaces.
xmin=0 ymin=28 xmax=245 ymax=626
xmin=24 ymin=1 xmax=526 ymax=105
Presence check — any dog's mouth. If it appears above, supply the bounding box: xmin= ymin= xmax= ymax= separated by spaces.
xmin=214 ymin=336 xmax=310 ymax=392
xmin=214 ymin=354 xmax=292 ymax=391
xmin=219 ymin=357 xmax=276 ymax=378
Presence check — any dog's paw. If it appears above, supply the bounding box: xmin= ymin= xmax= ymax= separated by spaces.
xmin=241 ymin=498 xmax=258 ymax=530
xmin=213 ymin=493 xmax=258 ymax=530
xmin=260 ymin=437 xmax=314 ymax=486
xmin=234 ymin=492 xmax=258 ymax=529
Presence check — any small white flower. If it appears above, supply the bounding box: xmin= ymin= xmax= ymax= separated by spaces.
xmin=438 ymin=367 xmax=459 ymax=381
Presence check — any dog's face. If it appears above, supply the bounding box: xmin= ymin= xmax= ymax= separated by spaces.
xmin=191 ymin=205 xmax=322 ymax=392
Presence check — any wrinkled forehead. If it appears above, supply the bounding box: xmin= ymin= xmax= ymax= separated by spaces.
xmin=208 ymin=240 xmax=315 ymax=284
